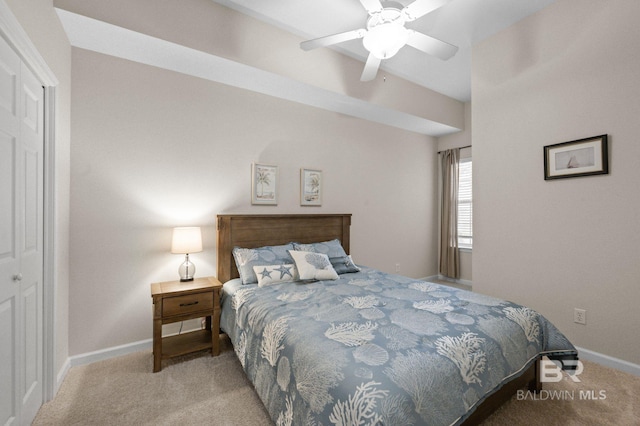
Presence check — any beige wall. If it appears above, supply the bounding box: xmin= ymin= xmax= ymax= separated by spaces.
xmin=438 ymin=102 xmax=472 ymax=151
xmin=68 ymin=48 xmax=440 ymax=355
xmin=473 ymin=0 xmax=640 ymax=364
xmin=6 ymin=0 xmax=72 ymax=381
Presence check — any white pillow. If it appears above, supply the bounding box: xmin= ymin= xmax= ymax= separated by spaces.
xmin=252 ymin=264 xmax=299 ymax=287
xmin=288 ymin=250 xmax=339 ymax=281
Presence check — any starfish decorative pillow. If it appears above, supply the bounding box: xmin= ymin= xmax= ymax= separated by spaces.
xmin=252 ymin=264 xmax=299 ymax=287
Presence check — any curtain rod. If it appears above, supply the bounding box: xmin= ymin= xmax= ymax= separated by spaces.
xmin=438 ymin=145 xmax=471 ymax=154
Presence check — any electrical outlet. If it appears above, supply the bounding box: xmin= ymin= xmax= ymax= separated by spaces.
xmin=395 ymin=263 xmax=400 ymax=273
xmin=574 ymin=308 xmax=586 ymax=325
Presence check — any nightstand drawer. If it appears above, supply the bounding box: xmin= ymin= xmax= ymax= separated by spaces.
xmin=162 ymin=291 xmax=213 ymax=317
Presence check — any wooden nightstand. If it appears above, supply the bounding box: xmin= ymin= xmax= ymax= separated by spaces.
xmin=150 ymin=276 xmax=223 ymax=372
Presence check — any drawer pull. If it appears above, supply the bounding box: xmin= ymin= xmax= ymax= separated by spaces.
xmin=179 ymin=301 xmax=199 ymax=307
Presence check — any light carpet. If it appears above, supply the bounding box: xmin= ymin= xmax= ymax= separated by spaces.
xmin=34 ymin=335 xmax=639 ymax=425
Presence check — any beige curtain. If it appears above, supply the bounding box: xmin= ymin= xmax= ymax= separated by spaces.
xmin=440 ymin=148 xmax=460 ymax=278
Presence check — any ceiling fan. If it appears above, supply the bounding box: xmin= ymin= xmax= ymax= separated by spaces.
xmin=300 ymin=0 xmax=458 ymax=81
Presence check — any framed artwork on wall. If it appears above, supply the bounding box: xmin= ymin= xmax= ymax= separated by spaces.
xmin=251 ymin=163 xmax=278 ymax=205
xmin=544 ymin=134 xmax=609 ymax=180
xmin=300 ymin=168 xmax=322 ymax=206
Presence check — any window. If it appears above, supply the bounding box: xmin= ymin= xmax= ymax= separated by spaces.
xmin=458 ymin=158 xmax=472 ymax=249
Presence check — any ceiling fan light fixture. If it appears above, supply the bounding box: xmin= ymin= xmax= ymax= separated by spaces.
xmin=299 ymin=0 xmax=457 ymax=82
xmin=362 ymin=23 xmax=409 ymax=59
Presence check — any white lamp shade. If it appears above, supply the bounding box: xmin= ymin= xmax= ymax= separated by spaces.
xmin=171 ymin=227 xmax=203 ymax=254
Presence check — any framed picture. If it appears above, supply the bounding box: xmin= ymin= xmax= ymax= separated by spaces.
xmin=544 ymin=134 xmax=608 ymax=180
xmin=251 ymin=163 xmax=278 ymax=205
xmin=300 ymin=168 xmax=322 ymax=206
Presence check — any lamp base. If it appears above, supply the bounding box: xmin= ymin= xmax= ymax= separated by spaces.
xmin=178 ymin=254 xmax=196 ymax=282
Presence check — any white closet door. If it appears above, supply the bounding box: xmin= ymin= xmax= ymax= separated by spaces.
xmin=0 ymin=34 xmax=44 ymax=426
xmin=18 ymin=58 xmax=44 ymax=425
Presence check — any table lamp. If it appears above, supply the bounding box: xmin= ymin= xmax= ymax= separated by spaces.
xmin=171 ymin=227 xmax=202 ymax=282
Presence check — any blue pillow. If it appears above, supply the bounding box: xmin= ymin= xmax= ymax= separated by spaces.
xmin=292 ymin=239 xmax=360 ymax=274
xmin=329 ymin=255 xmax=361 ymax=275
xmin=232 ymin=243 xmax=295 ymax=284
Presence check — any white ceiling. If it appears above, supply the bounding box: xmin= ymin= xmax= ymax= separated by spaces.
xmin=56 ymin=0 xmax=559 ymax=137
xmin=56 ymin=8 xmax=459 ymax=136
xmin=213 ymin=0 xmax=558 ymax=102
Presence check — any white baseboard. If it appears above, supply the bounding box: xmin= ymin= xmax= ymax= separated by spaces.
xmin=57 ymin=328 xmax=205 ymax=387
xmin=423 ymin=274 xmax=473 ymax=289
xmin=55 ymin=358 xmax=71 ymax=395
xmin=68 ymin=338 xmax=153 ymax=369
xmin=55 ymin=338 xmax=152 ymax=395
xmin=576 ymin=346 xmax=640 ymax=377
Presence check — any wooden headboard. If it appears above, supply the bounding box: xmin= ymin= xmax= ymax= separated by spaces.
xmin=216 ymin=214 xmax=352 ymax=283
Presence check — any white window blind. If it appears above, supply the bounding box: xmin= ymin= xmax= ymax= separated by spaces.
xmin=458 ymin=159 xmax=472 ymax=249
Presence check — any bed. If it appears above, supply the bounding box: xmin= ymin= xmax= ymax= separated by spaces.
xmin=216 ymin=214 xmax=577 ymax=425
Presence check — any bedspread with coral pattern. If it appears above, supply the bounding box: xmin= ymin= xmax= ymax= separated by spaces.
xmin=220 ymin=267 xmax=576 ymax=426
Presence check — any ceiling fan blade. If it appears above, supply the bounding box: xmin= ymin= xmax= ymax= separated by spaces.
xmin=402 ymin=0 xmax=450 ymax=21
xmin=359 ymin=0 xmax=384 ymax=15
xmin=300 ymin=29 xmax=366 ymax=51
xmin=360 ymin=53 xmax=381 ymax=81
xmin=406 ymin=30 xmax=458 ymax=60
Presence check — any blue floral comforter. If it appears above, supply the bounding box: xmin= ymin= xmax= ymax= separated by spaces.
xmin=220 ymin=267 xmax=577 ymax=425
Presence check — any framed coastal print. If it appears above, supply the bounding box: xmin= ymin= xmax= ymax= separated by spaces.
xmin=544 ymin=135 xmax=608 ymax=180
xmin=251 ymin=163 xmax=278 ymax=205
xmin=300 ymin=168 xmax=322 ymax=206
